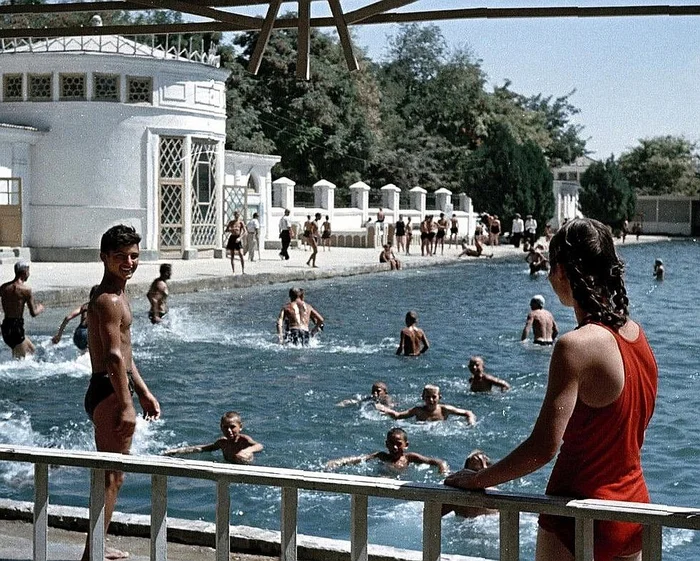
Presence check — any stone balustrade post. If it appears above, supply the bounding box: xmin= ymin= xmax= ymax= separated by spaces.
xmin=380 ymin=183 xmax=401 ymax=212
xmin=409 ymin=186 xmax=427 ymax=217
xmin=349 ymin=181 xmax=371 ymax=225
xmin=313 ymin=179 xmax=336 ymax=213
xmin=434 ymin=188 xmax=452 ymax=212
xmin=272 ymin=177 xmax=295 ymax=210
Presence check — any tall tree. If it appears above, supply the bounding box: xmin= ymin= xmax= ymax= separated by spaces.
xmin=579 ymin=156 xmax=635 ymax=228
xmin=619 ymin=136 xmax=700 ymax=196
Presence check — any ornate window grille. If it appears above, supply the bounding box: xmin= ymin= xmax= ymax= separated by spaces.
xmin=127 ymin=76 xmax=152 ymax=104
xmin=158 ymin=136 xmax=184 ymax=250
xmin=28 ymin=74 xmax=52 ymax=101
xmin=60 ymin=73 xmax=85 ymax=101
xmin=3 ymin=74 xmax=23 ymax=101
xmin=190 ymin=139 xmax=218 ymax=248
xmin=93 ymin=73 xmax=120 ymax=101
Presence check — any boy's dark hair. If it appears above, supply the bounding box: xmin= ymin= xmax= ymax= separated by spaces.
xmin=100 ymin=224 xmax=141 ymax=254
xmin=387 ymin=427 xmax=407 ymax=441
xmin=221 ymin=411 xmax=241 ymax=424
xmin=160 ymin=263 xmax=172 ymax=276
xmin=289 ymin=287 xmax=303 ymax=301
xmin=405 ymin=311 xmax=417 ymax=325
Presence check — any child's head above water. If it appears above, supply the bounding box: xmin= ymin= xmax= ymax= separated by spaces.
xmin=464 ymin=449 xmax=491 ymax=471
xmin=385 ymin=427 xmax=409 ymax=455
xmin=405 ymin=310 xmax=418 ymax=326
xmin=421 ymin=384 xmax=440 ymax=406
xmin=220 ymin=411 xmax=242 ymax=438
xmin=468 ymin=356 xmax=484 ymax=375
xmin=371 ymin=382 xmax=388 ymax=399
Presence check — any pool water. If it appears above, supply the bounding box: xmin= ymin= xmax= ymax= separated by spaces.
xmin=0 ymin=240 xmax=698 ymax=559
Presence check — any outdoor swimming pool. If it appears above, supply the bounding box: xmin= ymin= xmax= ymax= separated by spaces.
xmin=0 ymin=240 xmax=697 ymax=559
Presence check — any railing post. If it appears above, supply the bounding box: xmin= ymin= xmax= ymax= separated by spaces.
xmin=575 ymin=517 xmax=594 ymax=561
xmin=89 ymin=469 xmax=105 ymax=561
xmin=422 ymin=501 xmax=441 ymax=561
xmin=215 ymin=480 xmax=230 ymax=561
xmin=33 ymin=463 xmax=48 ymax=561
xmin=150 ymin=475 xmax=167 ymax=561
xmin=350 ymin=494 xmax=368 ymax=561
xmin=281 ymin=487 xmax=298 ymax=561
xmin=642 ymin=524 xmax=663 ymax=561
xmin=499 ymin=509 xmax=519 ymax=561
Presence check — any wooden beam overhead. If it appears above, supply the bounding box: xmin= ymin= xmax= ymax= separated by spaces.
xmin=327 ymin=0 xmax=358 ymax=72
xmin=296 ymin=0 xmax=311 ymax=80
xmin=343 ymin=0 xmax=418 ymax=25
xmin=127 ymin=0 xmax=261 ymax=28
xmin=247 ymin=0 xmax=282 ymax=75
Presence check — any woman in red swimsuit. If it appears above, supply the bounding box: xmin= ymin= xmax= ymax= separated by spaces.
xmin=445 ymin=218 xmax=658 ymax=561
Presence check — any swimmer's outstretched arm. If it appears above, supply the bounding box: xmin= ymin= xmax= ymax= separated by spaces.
xmin=406 ymin=452 xmax=449 ymax=474
xmin=325 ymin=452 xmax=378 ymax=470
xmin=310 ymin=307 xmax=325 ymax=335
xmin=375 ymin=405 xmax=415 ymax=420
xmin=276 ymin=309 xmax=286 ymax=344
xmin=162 ymin=441 xmax=220 ymax=456
xmin=442 ymin=405 xmax=476 ymax=425
xmin=486 ymin=374 xmax=511 ymax=392
xmin=51 ymin=305 xmax=82 ymax=344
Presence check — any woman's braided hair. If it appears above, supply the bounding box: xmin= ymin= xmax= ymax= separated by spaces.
xmin=548 ymin=218 xmax=629 ymax=329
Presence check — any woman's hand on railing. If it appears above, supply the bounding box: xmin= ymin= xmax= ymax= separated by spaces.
xmin=443 ymin=468 xmax=482 ymax=490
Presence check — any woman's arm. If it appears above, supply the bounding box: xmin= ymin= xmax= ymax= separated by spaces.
xmin=52 ymin=306 xmax=82 ymax=343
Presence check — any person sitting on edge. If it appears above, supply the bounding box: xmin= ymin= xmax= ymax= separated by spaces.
xmin=52 ymin=285 xmax=99 ymax=352
xmin=396 ymin=311 xmax=429 ymax=356
xmin=458 ymin=236 xmax=493 ymax=258
xmin=325 ymin=427 xmax=449 ymax=474
xmin=337 ymin=381 xmax=394 ymax=408
xmin=526 ymin=244 xmax=549 ymax=275
xmin=379 ymin=243 xmax=402 ymax=270
xmin=276 ymin=287 xmax=325 ymax=346
xmin=653 ymin=259 xmax=664 ymax=281
xmin=147 ymin=263 xmax=171 ymax=324
xmin=467 ymin=356 xmax=511 ymax=392
xmin=376 ymin=384 xmax=476 ymax=425
xmin=442 ymin=450 xmax=498 ymax=518
xmin=0 ymin=261 xmax=45 ymax=359
xmin=521 ymin=294 xmax=559 ymax=345
xmin=163 ymin=411 xmax=263 ymax=464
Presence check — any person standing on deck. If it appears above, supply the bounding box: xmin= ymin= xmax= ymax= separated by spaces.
xmin=279 ymin=209 xmax=292 ymax=261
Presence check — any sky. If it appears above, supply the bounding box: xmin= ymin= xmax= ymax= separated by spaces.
xmin=223 ymin=0 xmax=700 ymax=159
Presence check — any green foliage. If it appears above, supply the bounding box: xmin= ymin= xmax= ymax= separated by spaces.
xmin=463 ymin=123 xmax=554 ymax=234
xmin=579 ymin=157 xmax=635 ymax=228
xmin=619 ymin=136 xmax=700 ymax=196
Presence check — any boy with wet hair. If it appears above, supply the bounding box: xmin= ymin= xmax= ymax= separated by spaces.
xmin=442 ymin=450 xmax=498 ymax=517
xmin=163 ymin=411 xmax=263 ymax=464
xmin=336 ymin=381 xmax=393 ymax=407
xmin=325 ymin=427 xmax=448 ymax=474
xmin=396 ymin=311 xmax=429 ymax=356
xmin=376 ymin=384 xmax=476 ymax=425
xmin=467 ymin=356 xmax=511 ymax=392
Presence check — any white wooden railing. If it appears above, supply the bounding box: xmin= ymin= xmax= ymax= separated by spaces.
xmin=1 ymin=445 xmax=700 ymax=561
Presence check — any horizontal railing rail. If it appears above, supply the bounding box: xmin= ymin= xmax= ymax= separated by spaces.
xmin=1 ymin=445 xmax=699 ymax=561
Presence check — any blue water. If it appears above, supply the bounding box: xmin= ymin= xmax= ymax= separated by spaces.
xmin=0 ymin=241 xmax=698 ymax=559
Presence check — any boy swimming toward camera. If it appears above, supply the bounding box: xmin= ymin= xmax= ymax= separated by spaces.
xmin=163 ymin=411 xmax=263 ymax=464
xmin=376 ymin=384 xmax=476 ymax=425
xmin=336 ymin=381 xmax=393 ymax=407
xmin=325 ymin=427 xmax=448 ymax=474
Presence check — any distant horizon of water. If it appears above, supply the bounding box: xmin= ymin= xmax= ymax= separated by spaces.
xmin=0 ymin=240 xmax=698 ymax=559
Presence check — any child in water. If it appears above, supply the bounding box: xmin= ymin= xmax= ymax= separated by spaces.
xmin=396 ymin=311 xmax=429 ymax=356
xmin=336 ymin=381 xmax=394 ymax=407
xmin=325 ymin=427 xmax=449 ymax=474
xmin=442 ymin=450 xmax=498 ymax=518
xmin=376 ymin=384 xmax=476 ymax=425
xmin=163 ymin=411 xmax=263 ymax=464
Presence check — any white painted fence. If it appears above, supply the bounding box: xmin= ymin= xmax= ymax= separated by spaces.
xmin=1 ymin=445 xmax=699 ymax=561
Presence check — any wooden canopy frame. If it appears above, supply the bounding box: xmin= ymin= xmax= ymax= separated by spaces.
xmin=1 ymin=1 xmax=698 ymax=79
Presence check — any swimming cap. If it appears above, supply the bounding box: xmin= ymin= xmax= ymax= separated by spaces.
xmin=531 ymin=294 xmax=545 ymax=307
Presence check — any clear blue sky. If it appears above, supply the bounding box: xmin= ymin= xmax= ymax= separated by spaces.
xmin=226 ymin=0 xmax=700 ymax=159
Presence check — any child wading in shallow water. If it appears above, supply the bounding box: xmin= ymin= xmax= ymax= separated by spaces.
xmin=376 ymin=384 xmax=476 ymax=425
xmin=163 ymin=411 xmax=263 ymax=464
xmin=396 ymin=311 xmax=429 ymax=356
xmin=325 ymin=427 xmax=449 ymax=474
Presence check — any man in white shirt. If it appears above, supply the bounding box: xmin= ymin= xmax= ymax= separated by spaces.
xmin=511 ymin=213 xmax=524 ymax=248
xmin=279 ymin=209 xmax=292 ymax=261
xmin=247 ymin=212 xmax=260 ymax=262
xmin=524 ymin=214 xmax=538 ymax=245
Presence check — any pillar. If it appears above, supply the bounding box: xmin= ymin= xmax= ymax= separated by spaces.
xmin=349 ymin=181 xmax=371 ymax=225
xmin=409 ymin=186 xmax=427 ymax=215
xmin=434 ymin=188 xmax=452 ymax=212
xmin=313 ymin=179 xmax=336 ymax=212
xmin=272 ymin=177 xmax=295 ymax=210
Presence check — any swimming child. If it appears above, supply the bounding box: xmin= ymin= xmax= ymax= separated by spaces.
xmin=163 ymin=411 xmax=263 ymax=464
xmin=51 ymin=285 xmax=99 ymax=352
xmin=325 ymin=427 xmax=449 ymax=474
xmin=467 ymin=356 xmax=511 ymax=392
xmin=396 ymin=311 xmax=429 ymax=356
xmin=442 ymin=450 xmax=498 ymax=517
xmin=336 ymin=381 xmax=393 ymax=407
xmin=653 ymin=259 xmax=664 ymax=281
xmin=376 ymin=384 xmax=476 ymax=425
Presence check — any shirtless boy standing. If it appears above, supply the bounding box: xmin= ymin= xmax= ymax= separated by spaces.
xmin=277 ymin=287 xmax=325 ymax=346
xmin=520 ymin=294 xmax=558 ymax=345
xmin=377 ymin=384 xmax=476 ymax=425
xmin=0 ymin=261 xmax=44 ymax=358
xmin=147 ymin=263 xmax=171 ymax=324
xmin=163 ymin=411 xmax=263 ymax=464
xmin=396 ymin=311 xmax=429 ymax=356
xmin=467 ymin=356 xmax=511 ymax=392
xmin=325 ymin=427 xmax=448 ymax=474
xmin=81 ymin=225 xmax=161 ymax=561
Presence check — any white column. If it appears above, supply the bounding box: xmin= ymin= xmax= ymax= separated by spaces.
xmin=182 ymin=136 xmax=193 ymax=253
xmin=313 ymin=179 xmax=336 ymax=212
xmin=381 ymin=183 xmax=400 ymax=211
xmin=410 ymin=186 xmax=427 ymax=216
xmin=349 ymin=181 xmax=371 ymax=225
xmin=434 ymin=188 xmax=452 ymax=212
xmin=273 ymin=177 xmax=296 ymax=211
xmin=215 ymin=141 xmax=225 ymax=250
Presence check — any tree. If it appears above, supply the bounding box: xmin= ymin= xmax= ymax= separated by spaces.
xmin=619 ymin=136 xmax=700 ymax=196
xmin=579 ymin=157 xmax=635 ymax=229
xmin=463 ymin=123 xmax=553 ymax=234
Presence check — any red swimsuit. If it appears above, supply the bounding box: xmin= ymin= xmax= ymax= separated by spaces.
xmin=539 ymin=322 xmax=658 ymax=560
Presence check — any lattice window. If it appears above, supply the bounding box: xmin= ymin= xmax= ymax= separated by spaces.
xmin=60 ymin=74 xmax=86 ymax=101
xmin=190 ymin=139 xmax=219 ymax=248
xmin=159 ymin=136 xmax=184 ymax=250
xmin=94 ymin=73 xmax=120 ymax=101
xmin=127 ymin=76 xmax=152 ymax=103
xmin=3 ymin=74 xmax=23 ymax=101
xmin=28 ymin=74 xmax=52 ymax=101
